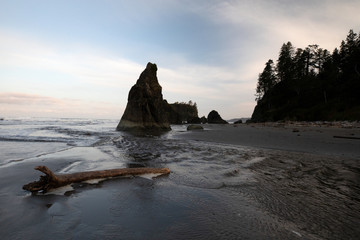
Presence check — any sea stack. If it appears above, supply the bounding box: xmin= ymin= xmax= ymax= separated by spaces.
xmin=207 ymin=110 xmax=228 ymax=124
xmin=116 ymin=62 xmax=171 ymax=131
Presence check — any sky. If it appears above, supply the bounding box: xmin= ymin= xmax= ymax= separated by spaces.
xmin=1 ymin=0 xmax=359 ymax=120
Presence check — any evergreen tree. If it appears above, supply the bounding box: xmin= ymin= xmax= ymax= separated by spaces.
xmin=276 ymin=42 xmax=295 ymax=82
xmin=300 ymin=44 xmax=330 ymax=76
xmin=313 ymin=46 xmax=330 ymax=73
xmin=320 ymin=48 xmax=340 ymax=80
xmin=339 ymin=30 xmax=359 ymax=76
xmin=332 ymin=48 xmax=341 ymax=68
xmin=252 ymin=29 xmax=360 ymax=122
xmin=356 ymin=31 xmax=360 ymax=77
xmin=293 ymin=48 xmax=307 ymax=80
xmin=256 ymin=59 xmax=277 ymax=101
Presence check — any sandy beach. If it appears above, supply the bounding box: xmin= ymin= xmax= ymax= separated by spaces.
xmin=175 ymin=123 xmax=360 ymax=158
xmin=1 ymin=120 xmax=359 ymax=239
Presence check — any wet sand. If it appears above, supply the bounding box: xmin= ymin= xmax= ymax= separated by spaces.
xmin=175 ymin=123 xmax=360 ymax=158
xmin=1 ymin=123 xmax=359 ymax=239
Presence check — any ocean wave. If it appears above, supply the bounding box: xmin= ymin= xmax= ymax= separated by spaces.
xmin=0 ymin=145 xmax=72 ymax=168
xmin=0 ymin=136 xmax=71 ymax=143
xmin=0 ymin=118 xmax=118 ymax=146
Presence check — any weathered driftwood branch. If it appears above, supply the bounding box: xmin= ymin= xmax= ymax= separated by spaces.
xmin=333 ymin=135 xmax=360 ymax=140
xmin=23 ymin=165 xmax=170 ymax=193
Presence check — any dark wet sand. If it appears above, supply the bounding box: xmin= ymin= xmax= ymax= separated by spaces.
xmin=176 ymin=123 xmax=360 ymax=158
xmin=1 ymin=158 xmax=289 ymax=240
xmin=1 ymin=124 xmax=359 ymax=239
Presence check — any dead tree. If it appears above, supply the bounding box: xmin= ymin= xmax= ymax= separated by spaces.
xmin=23 ymin=165 xmax=170 ymax=193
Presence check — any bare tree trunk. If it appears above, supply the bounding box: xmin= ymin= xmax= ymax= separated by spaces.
xmin=355 ymin=64 xmax=360 ymax=77
xmin=23 ymin=166 xmax=170 ymax=193
xmin=323 ymin=90 xmax=327 ymax=104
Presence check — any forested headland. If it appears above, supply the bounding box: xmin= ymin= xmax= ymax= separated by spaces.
xmin=251 ymin=29 xmax=360 ymax=122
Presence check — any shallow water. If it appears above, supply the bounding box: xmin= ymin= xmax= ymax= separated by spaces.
xmin=0 ymin=118 xmax=359 ymax=239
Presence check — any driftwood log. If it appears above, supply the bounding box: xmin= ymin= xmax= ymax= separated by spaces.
xmin=333 ymin=135 xmax=360 ymax=140
xmin=23 ymin=165 xmax=170 ymax=193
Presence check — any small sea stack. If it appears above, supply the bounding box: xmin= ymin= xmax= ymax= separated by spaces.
xmin=116 ymin=62 xmax=171 ymax=131
xmin=207 ymin=110 xmax=228 ymax=124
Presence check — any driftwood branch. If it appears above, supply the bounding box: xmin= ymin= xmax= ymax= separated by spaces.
xmin=23 ymin=165 xmax=170 ymax=193
xmin=333 ymin=135 xmax=360 ymax=140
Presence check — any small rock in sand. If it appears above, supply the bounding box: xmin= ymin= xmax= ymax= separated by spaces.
xmin=187 ymin=125 xmax=204 ymax=131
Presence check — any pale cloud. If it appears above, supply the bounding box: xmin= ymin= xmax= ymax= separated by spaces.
xmin=0 ymin=29 xmax=147 ymax=110
xmin=1 ymin=0 xmax=359 ymax=120
xmin=208 ymin=0 xmax=359 ymax=50
xmin=0 ymin=92 xmax=63 ymax=105
xmin=0 ymin=30 xmax=143 ymax=89
xmin=160 ymin=63 xmax=256 ymax=100
xmin=222 ymin=101 xmax=257 ymax=119
xmin=0 ymin=29 xmax=258 ymax=119
xmin=158 ymin=63 xmax=258 ymax=118
xmin=0 ymin=92 xmax=122 ymax=119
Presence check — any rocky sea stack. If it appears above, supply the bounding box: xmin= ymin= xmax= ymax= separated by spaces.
xmin=207 ymin=110 xmax=228 ymax=124
xmin=116 ymin=62 xmax=171 ymax=131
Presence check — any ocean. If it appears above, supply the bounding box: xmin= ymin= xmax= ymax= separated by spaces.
xmin=0 ymin=118 xmax=123 ymax=169
xmin=0 ymin=118 xmax=359 ymax=239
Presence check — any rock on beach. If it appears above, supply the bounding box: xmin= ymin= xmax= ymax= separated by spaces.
xmin=207 ymin=110 xmax=228 ymax=124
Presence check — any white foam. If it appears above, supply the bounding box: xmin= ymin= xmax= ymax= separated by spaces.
xmin=292 ymin=230 xmax=302 ymax=237
xmin=59 ymin=161 xmax=82 ymax=173
xmin=44 ymin=185 xmax=74 ymax=195
xmin=139 ymin=173 xmax=163 ymax=180
xmin=83 ymin=178 xmax=107 ymax=184
xmin=242 ymin=157 xmax=266 ymax=167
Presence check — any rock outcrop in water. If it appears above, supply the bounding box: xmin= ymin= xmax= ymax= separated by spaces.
xmin=207 ymin=110 xmax=228 ymax=124
xmin=168 ymin=102 xmax=198 ymax=124
xmin=116 ymin=62 xmax=171 ymax=131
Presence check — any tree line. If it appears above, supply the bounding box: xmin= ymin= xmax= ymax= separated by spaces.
xmin=252 ymin=29 xmax=360 ymax=121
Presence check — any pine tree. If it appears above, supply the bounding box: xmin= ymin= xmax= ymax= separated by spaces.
xmin=256 ymin=59 xmax=277 ymax=101
xmin=293 ymin=48 xmax=307 ymax=80
xmin=340 ymin=30 xmax=359 ymax=77
xmin=252 ymin=29 xmax=360 ymax=122
xmin=276 ymin=42 xmax=295 ymax=82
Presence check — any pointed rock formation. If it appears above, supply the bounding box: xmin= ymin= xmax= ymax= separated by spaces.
xmin=207 ymin=110 xmax=228 ymax=124
xmin=116 ymin=62 xmax=171 ymax=131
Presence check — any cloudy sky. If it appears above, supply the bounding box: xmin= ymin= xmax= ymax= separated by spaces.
xmin=1 ymin=0 xmax=359 ymax=119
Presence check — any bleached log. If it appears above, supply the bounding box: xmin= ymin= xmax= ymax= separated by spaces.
xmin=23 ymin=165 xmax=170 ymax=193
